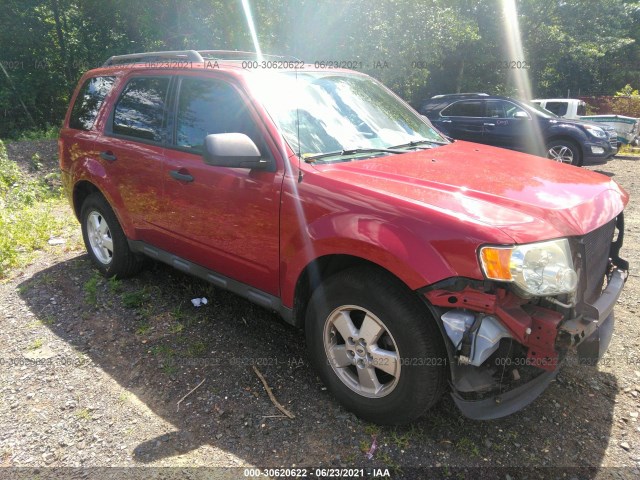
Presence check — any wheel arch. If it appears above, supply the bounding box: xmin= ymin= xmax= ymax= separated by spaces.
xmin=291 ymin=254 xmax=435 ymax=330
xmin=72 ymin=179 xmax=135 ymax=238
xmin=545 ymin=135 xmax=583 ymax=162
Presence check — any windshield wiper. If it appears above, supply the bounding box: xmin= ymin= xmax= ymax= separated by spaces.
xmin=304 ymin=147 xmax=406 ymax=163
xmin=387 ymin=139 xmax=449 ymax=149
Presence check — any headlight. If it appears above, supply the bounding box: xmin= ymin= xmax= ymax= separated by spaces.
xmin=479 ymin=239 xmax=577 ymax=296
xmin=584 ymin=125 xmax=607 ymax=139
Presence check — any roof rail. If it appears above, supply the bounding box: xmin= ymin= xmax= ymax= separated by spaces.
xmin=198 ymin=50 xmax=301 ymax=62
xmin=431 ymin=93 xmax=489 ymax=99
xmin=103 ymin=50 xmax=204 ymax=67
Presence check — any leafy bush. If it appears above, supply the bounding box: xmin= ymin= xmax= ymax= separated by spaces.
xmin=0 ymin=139 xmax=75 ymax=277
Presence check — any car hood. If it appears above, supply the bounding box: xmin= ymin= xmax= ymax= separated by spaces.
xmin=312 ymin=141 xmax=628 ymax=244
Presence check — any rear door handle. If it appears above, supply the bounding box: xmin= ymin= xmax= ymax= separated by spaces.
xmin=169 ymin=169 xmax=194 ymax=182
xmin=441 ymin=119 xmax=452 ymax=123
xmin=100 ymin=151 xmax=117 ymax=162
xmin=483 ymin=123 xmax=495 ymax=127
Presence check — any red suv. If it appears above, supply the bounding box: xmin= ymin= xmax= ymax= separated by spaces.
xmin=60 ymin=50 xmax=629 ymax=424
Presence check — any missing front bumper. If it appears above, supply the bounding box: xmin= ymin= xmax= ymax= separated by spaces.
xmin=452 ymin=368 xmax=559 ymax=420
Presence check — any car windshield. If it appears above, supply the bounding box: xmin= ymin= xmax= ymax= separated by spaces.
xmin=246 ymin=71 xmax=447 ymax=162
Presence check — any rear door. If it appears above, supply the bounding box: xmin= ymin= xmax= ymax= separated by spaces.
xmin=93 ymin=75 xmax=171 ymax=243
xmin=438 ymin=100 xmax=485 ymax=143
xmin=156 ymin=75 xmax=283 ymax=294
xmin=483 ymin=99 xmax=532 ymax=151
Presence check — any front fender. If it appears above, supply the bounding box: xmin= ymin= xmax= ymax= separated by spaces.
xmin=280 ymin=212 xmax=458 ymax=307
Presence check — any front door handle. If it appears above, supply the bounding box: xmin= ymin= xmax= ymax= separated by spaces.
xmin=100 ymin=151 xmax=117 ymax=162
xmin=483 ymin=123 xmax=495 ymax=127
xmin=169 ymin=169 xmax=194 ymax=182
xmin=441 ymin=119 xmax=452 ymax=123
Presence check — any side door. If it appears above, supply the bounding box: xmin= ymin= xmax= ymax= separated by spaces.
xmin=93 ymin=75 xmax=171 ymax=242
xmin=483 ymin=99 xmax=532 ymax=152
xmin=156 ymin=75 xmax=283 ymax=295
xmin=437 ymin=100 xmax=486 ymax=143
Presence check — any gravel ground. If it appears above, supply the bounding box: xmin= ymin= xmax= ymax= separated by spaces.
xmin=1 ymin=140 xmax=640 ymax=479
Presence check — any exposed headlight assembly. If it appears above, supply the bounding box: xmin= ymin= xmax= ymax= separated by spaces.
xmin=479 ymin=239 xmax=578 ymax=296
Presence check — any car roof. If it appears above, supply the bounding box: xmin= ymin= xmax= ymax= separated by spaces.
xmin=89 ymin=49 xmax=356 ymax=77
xmin=430 ymin=93 xmax=489 ymax=99
xmin=532 ymin=98 xmax=585 ymax=103
xmin=420 ymin=94 xmax=524 ymax=113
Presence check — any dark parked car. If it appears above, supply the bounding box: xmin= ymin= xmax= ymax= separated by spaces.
xmin=418 ymin=93 xmax=616 ymax=166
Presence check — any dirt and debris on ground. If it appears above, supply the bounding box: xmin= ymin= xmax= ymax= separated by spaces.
xmin=1 ymin=140 xmax=640 ymax=479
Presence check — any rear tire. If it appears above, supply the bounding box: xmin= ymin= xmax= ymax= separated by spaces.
xmin=80 ymin=193 xmax=143 ymax=278
xmin=305 ymin=266 xmax=447 ymax=425
xmin=546 ymin=139 xmax=582 ymax=166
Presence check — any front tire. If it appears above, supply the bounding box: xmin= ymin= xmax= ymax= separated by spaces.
xmin=80 ymin=193 xmax=143 ymax=278
xmin=546 ymin=139 xmax=582 ymax=166
xmin=305 ymin=267 xmax=447 ymax=424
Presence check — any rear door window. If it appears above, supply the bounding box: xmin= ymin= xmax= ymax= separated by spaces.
xmin=69 ymin=76 xmax=116 ymax=130
xmin=441 ymin=100 xmax=485 ymax=117
xmin=112 ymin=77 xmax=170 ymax=142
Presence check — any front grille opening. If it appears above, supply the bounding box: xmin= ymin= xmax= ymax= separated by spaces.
xmin=574 ymin=219 xmax=616 ymax=305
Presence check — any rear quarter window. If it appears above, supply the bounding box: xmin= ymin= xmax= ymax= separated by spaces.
xmin=69 ymin=76 xmax=116 ymax=130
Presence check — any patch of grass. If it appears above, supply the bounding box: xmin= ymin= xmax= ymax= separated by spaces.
xmin=117 ymin=392 xmax=131 ymax=404
xmin=135 ymin=323 xmax=151 ymax=335
xmin=170 ymin=304 xmax=186 ymax=322
xmin=122 ymin=287 xmax=150 ymax=309
xmin=151 ymin=344 xmax=175 ymax=358
xmin=27 ymin=338 xmax=44 ymax=350
xmin=0 ymin=139 xmax=76 ymax=277
xmin=390 ymin=429 xmax=411 ymax=449
xmin=27 ymin=315 xmax=54 ymax=329
xmin=456 ymin=436 xmax=480 ymax=457
xmin=186 ymin=340 xmax=207 ymax=358
xmin=378 ymin=451 xmax=403 ymax=475
xmin=162 ymin=363 xmax=178 ymax=376
xmin=75 ymin=408 xmax=91 ymax=421
xmin=83 ymin=273 xmax=100 ymax=307
xmin=10 ymin=125 xmax=60 ymax=141
xmin=29 ymin=153 xmax=43 ymax=171
xmin=344 ymin=451 xmax=358 ymax=464
xmin=364 ymin=424 xmax=380 ymax=436
xmin=618 ymin=143 xmax=640 ymax=155
xmin=108 ymin=275 xmax=122 ymax=294
xmin=168 ymin=322 xmax=184 ymax=334
xmin=358 ymin=439 xmax=370 ymax=453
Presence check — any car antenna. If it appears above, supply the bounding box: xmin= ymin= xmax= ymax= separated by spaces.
xmin=296 ymin=68 xmax=303 ymax=183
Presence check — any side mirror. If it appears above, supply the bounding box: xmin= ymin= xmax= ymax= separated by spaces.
xmin=203 ymin=133 xmax=268 ymax=169
xmin=514 ymin=111 xmax=530 ymax=119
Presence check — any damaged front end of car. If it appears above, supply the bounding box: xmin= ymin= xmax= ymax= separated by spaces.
xmin=420 ymin=215 xmax=628 ymax=420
